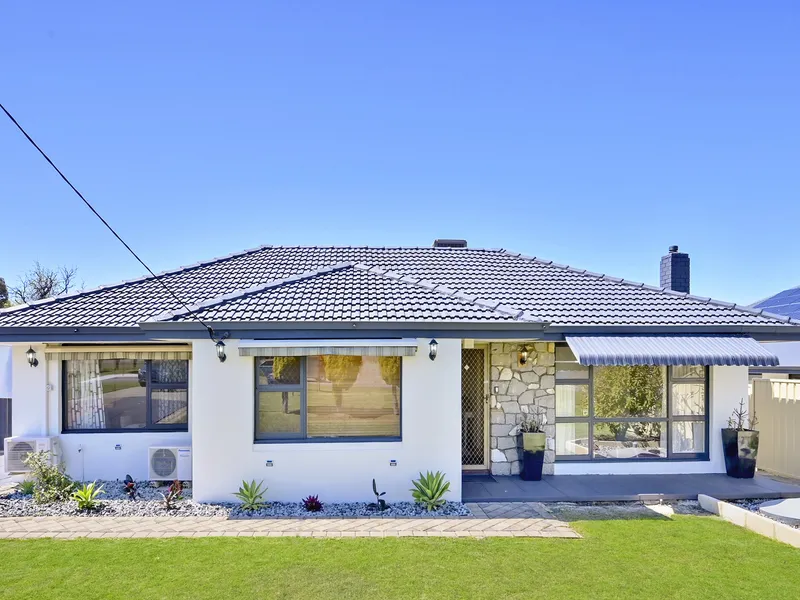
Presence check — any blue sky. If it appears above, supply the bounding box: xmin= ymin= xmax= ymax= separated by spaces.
xmin=1 ymin=1 xmax=798 ymax=305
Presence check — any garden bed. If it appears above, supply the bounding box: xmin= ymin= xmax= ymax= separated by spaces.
xmin=0 ymin=480 xmax=471 ymax=519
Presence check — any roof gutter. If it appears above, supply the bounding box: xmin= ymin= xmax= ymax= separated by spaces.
xmin=4 ymin=321 xmax=800 ymax=343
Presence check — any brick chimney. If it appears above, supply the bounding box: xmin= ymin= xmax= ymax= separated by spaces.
xmin=660 ymin=245 xmax=690 ymax=293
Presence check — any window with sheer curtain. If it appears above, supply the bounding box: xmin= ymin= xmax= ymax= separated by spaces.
xmin=62 ymin=359 xmax=188 ymax=432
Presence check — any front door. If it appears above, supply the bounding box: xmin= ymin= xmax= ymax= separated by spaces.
xmin=461 ymin=347 xmax=489 ymax=470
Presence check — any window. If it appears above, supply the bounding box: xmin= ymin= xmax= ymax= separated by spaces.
xmin=554 ymin=345 xmax=708 ymax=461
xmin=62 ymin=359 xmax=188 ymax=432
xmin=255 ymin=355 xmax=401 ymax=442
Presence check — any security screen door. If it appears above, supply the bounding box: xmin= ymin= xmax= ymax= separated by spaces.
xmin=461 ymin=347 xmax=489 ymax=470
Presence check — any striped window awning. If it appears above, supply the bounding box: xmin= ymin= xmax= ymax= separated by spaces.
xmin=564 ymin=335 xmax=779 ymax=367
xmin=44 ymin=345 xmax=192 ymax=361
xmin=238 ymin=339 xmax=419 ymax=357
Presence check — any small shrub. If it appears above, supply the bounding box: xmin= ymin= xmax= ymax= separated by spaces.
xmin=518 ymin=405 xmax=547 ymax=433
xmin=123 ymin=474 xmax=137 ymax=500
xmin=161 ymin=480 xmax=184 ymax=510
xmin=233 ymin=479 xmax=267 ymax=511
xmin=302 ymin=495 xmax=323 ymax=512
xmin=370 ymin=478 xmax=388 ymax=511
xmin=410 ymin=471 xmax=451 ymax=511
xmin=728 ymin=398 xmax=758 ymax=431
xmin=22 ymin=450 xmax=75 ymax=504
xmin=71 ymin=481 xmax=105 ymax=511
xmin=18 ymin=480 xmax=35 ymax=496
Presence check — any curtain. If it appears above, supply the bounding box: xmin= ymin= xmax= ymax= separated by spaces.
xmin=66 ymin=360 xmax=106 ymax=429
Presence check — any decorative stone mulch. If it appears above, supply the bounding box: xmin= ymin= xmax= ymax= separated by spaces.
xmin=0 ymin=480 xmax=470 ymax=519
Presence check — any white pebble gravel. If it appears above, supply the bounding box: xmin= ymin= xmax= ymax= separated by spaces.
xmin=0 ymin=480 xmax=471 ymax=519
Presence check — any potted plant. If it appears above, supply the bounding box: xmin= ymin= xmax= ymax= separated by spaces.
xmin=517 ymin=406 xmax=547 ymax=481
xmin=722 ymin=399 xmax=759 ymax=479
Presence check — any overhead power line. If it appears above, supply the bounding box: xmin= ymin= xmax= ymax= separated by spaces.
xmin=0 ymin=102 xmax=215 ymax=338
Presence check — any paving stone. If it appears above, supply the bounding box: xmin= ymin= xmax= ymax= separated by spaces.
xmin=0 ymin=503 xmax=578 ymax=539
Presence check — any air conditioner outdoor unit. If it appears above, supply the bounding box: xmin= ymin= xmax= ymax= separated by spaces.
xmin=3 ymin=436 xmax=61 ymax=473
xmin=148 ymin=447 xmax=192 ymax=481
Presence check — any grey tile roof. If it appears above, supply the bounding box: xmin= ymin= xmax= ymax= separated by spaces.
xmin=151 ymin=263 xmax=539 ymax=323
xmin=0 ymin=245 xmax=797 ymax=329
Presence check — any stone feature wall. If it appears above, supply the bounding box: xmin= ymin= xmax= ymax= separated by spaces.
xmin=489 ymin=343 xmax=556 ymax=476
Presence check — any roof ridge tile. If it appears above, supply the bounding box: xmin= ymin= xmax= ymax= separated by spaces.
xmin=149 ymin=262 xmax=354 ymax=322
xmin=358 ymin=264 xmax=544 ymax=323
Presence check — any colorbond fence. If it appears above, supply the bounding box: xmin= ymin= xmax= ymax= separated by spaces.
xmin=751 ymin=379 xmax=800 ymax=479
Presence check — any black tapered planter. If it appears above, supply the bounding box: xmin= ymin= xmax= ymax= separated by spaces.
xmin=721 ymin=428 xmax=759 ymax=479
xmin=519 ymin=432 xmax=546 ymax=481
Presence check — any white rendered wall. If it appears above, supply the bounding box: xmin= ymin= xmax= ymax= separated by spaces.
xmin=555 ymin=366 xmax=747 ymax=475
xmin=8 ymin=344 xmax=190 ymax=481
xmin=190 ymin=338 xmax=462 ymax=504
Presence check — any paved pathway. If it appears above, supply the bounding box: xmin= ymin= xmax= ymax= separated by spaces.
xmin=0 ymin=502 xmax=579 ymax=539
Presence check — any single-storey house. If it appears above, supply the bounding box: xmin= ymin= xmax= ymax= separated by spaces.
xmin=1 ymin=242 xmax=798 ymax=503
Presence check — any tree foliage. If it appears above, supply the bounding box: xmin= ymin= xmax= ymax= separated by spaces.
xmin=320 ymin=355 xmax=363 ymax=407
xmin=0 ymin=277 xmax=8 ymax=307
xmin=272 ymin=357 xmax=300 ymax=383
xmin=378 ymin=357 xmax=401 ymax=415
xmin=270 ymin=357 xmax=301 ymax=414
xmin=593 ymin=366 xmax=665 ymax=439
xmin=378 ymin=357 xmax=401 ymax=387
xmin=10 ymin=261 xmax=80 ymax=304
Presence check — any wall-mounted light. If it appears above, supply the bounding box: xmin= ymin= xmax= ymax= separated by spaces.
xmin=26 ymin=346 xmax=38 ymax=368
xmin=429 ymin=339 xmax=438 ymax=361
xmin=209 ymin=329 xmax=230 ymax=363
xmin=519 ymin=346 xmax=529 ymax=366
xmin=215 ymin=340 xmax=227 ymax=363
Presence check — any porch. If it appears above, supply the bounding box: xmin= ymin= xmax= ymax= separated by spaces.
xmin=462 ymin=472 xmax=800 ymax=503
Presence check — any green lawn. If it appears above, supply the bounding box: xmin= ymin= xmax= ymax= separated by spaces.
xmin=2 ymin=515 xmax=798 ymax=599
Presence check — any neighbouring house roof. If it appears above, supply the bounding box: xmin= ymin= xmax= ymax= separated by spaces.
xmin=751 ymin=285 xmax=800 ymax=321
xmin=0 ymin=245 xmax=798 ymax=334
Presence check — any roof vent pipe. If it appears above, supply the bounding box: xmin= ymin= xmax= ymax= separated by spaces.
xmin=660 ymin=245 xmax=690 ymax=293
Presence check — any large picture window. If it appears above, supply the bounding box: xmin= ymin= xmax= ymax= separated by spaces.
xmin=62 ymin=359 xmax=189 ymax=432
xmin=554 ymin=346 xmax=708 ymax=461
xmin=255 ymin=355 xmax=402 ymax=442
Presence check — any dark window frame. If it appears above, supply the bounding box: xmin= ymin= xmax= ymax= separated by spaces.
xmin=554 ymin=347 xmax=709 ymax=462
xmin=61 ymin=359 xmax=189 ymax=434
xmin=254 ymin=356 xmax=403 ymax=444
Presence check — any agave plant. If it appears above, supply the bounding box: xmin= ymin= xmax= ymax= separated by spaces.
xmin=233 ymin=479 xmax=267 ymax=511
xmin=410 ymin=471 xmax=450 ymax=511
xmin=302 ymin=495 xmax=323 ymax=512
xmin=71 ymin=481 xmax=105 ymax=511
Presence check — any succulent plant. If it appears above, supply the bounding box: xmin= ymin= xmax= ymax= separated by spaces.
xmin=123 ymin=474 xmax=137 ymax=501
xmin=410 ymin=471 xmax=451 ymax=512
xmin=233 ymin=479 xmax=267 ymax=511
xmin=302 ymin=494 xmax=323 ymax=512
xmin=71 ymin=481 xmax=105 ymax=511
xmin=161 ymin=480 xmax=184 ymax=510
xmin=371 ymin=478 xmax=388 ymax=511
